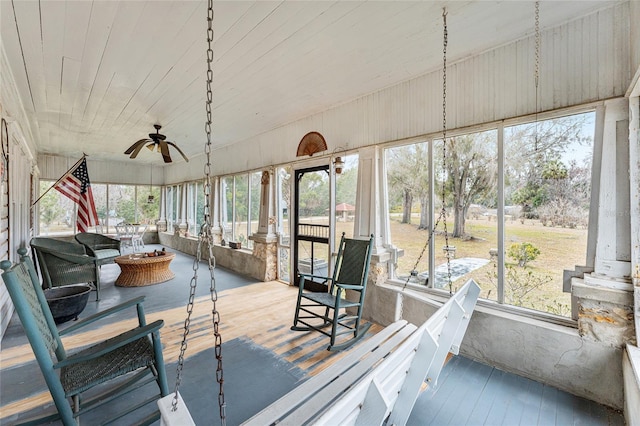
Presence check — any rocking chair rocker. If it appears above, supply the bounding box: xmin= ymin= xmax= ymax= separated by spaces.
xmin=1 ymin=248 xmax=169 ymax=425
xmin=291 ymin=233 xmax=374 ymax=351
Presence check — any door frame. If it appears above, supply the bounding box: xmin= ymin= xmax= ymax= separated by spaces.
xmin=291 ymin=162 xmax=337 ymax=286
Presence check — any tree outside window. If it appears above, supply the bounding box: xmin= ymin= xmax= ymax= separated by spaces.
xmin=385 ymin=111 xmax=594 ymax=318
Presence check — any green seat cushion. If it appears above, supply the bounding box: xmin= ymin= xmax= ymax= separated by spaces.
xmin=94 ymin=249 xmax=120 ymax=260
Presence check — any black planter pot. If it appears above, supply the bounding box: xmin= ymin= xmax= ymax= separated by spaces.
xmin=44 ymin=285 xmax=91 ymax=324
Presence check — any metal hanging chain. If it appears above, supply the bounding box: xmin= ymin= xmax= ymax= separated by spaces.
xmin=534 ymin=0 xmax=540 ymax=152
xmin=402 ymin=8 xmax=453 ymax=298
xmin=172 ymin=0 xmax=226 ymax=424
xmin=441 ymin=8 xmax=452 ymax=295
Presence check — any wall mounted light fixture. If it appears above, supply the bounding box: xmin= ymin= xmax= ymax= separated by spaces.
xmin=334 ymin=156 xmax=345 ymax=174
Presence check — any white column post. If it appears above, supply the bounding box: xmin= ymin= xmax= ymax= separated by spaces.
xmin=249 ymin=169 xmax=278 ymax=281
xmin=156 ymin=186 xmax=167 ymax=232
xmin=211 ymin=176 xmax=223 ymax=244
xmin=177 ymin=183 xmax=188 ymax=236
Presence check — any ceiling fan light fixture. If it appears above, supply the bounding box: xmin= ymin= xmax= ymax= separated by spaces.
xmin=124 ymin=124 xmax=189 ymax=163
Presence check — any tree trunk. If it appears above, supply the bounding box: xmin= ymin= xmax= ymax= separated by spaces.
xmin=401 ymin=189 xmax=413 ymax=224
xmin=418 ymin=196 xmax=429 ymax=229
xmin=452 ymin=196 xmax=465 ymax=237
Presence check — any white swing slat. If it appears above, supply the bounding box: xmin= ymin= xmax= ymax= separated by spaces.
xmin=158 ymin=391 xmax=196 ymax=426
xmin=244 ymin=279 xmax=481 ymax=426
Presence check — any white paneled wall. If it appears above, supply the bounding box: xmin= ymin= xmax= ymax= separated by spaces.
xmin=1 ymin=45 xmax=38 ymax=338
xmin=37 ymin=154 xmax=165 ymax=186
xmin=167 ymin=2 xmax=632 ymax=180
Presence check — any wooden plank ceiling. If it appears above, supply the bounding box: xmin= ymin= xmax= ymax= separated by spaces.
xmin=0 ymin=1 xmax=622 ymax=165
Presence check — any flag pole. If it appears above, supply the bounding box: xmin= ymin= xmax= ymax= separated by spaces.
xmin=31 ymin=154 xmax=87 ymax=208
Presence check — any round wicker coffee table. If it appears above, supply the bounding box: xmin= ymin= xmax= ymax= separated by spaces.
xmin=114 ymin=252 xmax=175 ymax=287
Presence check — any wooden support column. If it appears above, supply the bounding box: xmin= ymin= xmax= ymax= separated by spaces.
xmin=627 ymin=70 xmax=640 ymax=344
xmin=572 ymin=98 xmax=635 ymax=347
xmin=354 ymin=147 xmax=394 ymax=320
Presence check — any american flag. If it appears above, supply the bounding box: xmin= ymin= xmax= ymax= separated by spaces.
xmin=54 ymin=158 xmax=99 ymax=233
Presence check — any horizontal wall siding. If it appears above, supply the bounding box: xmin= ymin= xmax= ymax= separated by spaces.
xmin=0 ymin=47 xmax=15 ymax=338
xmin=174 ymin=2 xmax=632 ymax=180
xmin=37 ymin=154 xmax=166 ymax=186
xmin=0 ymin=112 xmax=9 ymax=339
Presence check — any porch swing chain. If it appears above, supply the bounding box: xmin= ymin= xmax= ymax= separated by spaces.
xmin=441 ymin=8 xmax=453 ymax=294
xmin=171 ymin=0 xmax=226 ymax=424
xmin=401 ymin=8 xmax=452 ymax=320
xmin=534 ymin=1 xmax=540 ymax=151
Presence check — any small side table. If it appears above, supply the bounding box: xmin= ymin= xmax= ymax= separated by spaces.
xmin=114 ymin=252 xmax=175 ymax=287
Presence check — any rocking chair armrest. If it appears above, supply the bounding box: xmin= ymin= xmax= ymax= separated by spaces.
xmin=54 ymin=320 xmax=164 ymax=368
xmin=334 ymin=283 xmax=365 ymax=291
xmin=299 ymin=273 xmax=333 ymax=282
xmin=59 ymin=296 xmax=147 ymax=336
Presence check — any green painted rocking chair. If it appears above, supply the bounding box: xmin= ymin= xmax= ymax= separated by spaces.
xmin=291 ymin=233 xmax=374 ymax=351
xmin=1 ymin=249 xmax=169 ymax=425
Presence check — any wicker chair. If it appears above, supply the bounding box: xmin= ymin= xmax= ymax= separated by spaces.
xmin=74 ymin=232 xmax=122 ymax=266
xmin=30 ymin=237 xmax=102 ymax=301
xmin=1 ymin=249 xmax=169 ymax=425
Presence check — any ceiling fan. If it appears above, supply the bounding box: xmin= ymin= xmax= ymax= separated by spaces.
xmin=124 ymin=124 xmax=189 ymax=163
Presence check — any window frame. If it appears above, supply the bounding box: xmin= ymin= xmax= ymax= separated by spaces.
xmin=220 ymin=171 xmax=262 ymax=249
xmin=37 ymin=181 xmax=160 ymax=236
xmin=382 ymin=103 xmax=599 ymax=324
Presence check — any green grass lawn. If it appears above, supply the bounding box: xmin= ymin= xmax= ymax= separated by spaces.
xmin=387 ymin=215 xmax=585 ymax=317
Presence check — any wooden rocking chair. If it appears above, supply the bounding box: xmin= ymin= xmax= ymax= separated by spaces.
xmin=1 ymin=249 xmax=169 ymax=425
xmin=291 ymin=233 xmax=374 ymax=351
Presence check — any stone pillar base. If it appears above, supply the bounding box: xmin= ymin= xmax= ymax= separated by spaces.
xmin=175 ymin=223 xmax=188 ymax=238
xmin=212 ymin=226 xmax=222 ymax=245
xmin=156 ymin=220 xmax=167 ymax=233
xmin=249 ymin=233 xmax=278 ymax=281
xmin=572 ymin=274 xmax=636 ymax=347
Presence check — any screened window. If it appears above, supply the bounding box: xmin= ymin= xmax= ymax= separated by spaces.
xmin=502 ymin=112 xmax=595 ymax=316
xmin=138 ymin=186 xmax=161 ymax=229
xmin=384 ymin=110 xmax=595 ymax=318
xmin=37 ymin=182 xmax=159 ymax=235
xmin=335 ymin=154 xmax=359 ymax=245
xmin=221 ymin=172 xmax=262 ymax=249
xmin=166 ymin=185 xmax=180 ymax=233
xmin=277 ymin=166 xmax=292 ymax=282
xmin=38 ymin=181 xmax=76 ymax=235
xmin=186 ymin=181 xmax=205 ymax=237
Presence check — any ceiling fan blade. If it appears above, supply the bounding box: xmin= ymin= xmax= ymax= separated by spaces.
xmin=129 ymin=140 xmax=150 ymax=159
xmin=166 ymin=141 xmax=189 ymax=163
xmin=159 ymin=140 xmax=172 ymax=163
xmin=124 ymin=139 xmax=149 ymax=155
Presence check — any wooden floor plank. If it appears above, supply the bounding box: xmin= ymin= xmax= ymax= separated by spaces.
xmin=413 ymin=356 xmax=479 ymax=425
xmin=501 ymin=375 xmax=536 ymax=425
xmin=554 ymin=385 xmax=575 ymax=426
xmin=537 ymin=384 xmax=558 ymax=425
xmin=483 ymin=367 xmax=523 ymax=425
xmin=444 ymin=358 xmax=495 ymax=425
xmin=519 ymin=378 xmax=544 ymax=425
xmin=465 ymin=368 xmax=508 ymax=424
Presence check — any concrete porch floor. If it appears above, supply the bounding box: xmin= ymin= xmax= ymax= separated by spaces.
xmin=0 ymin=245 xmax=624 ymax=425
